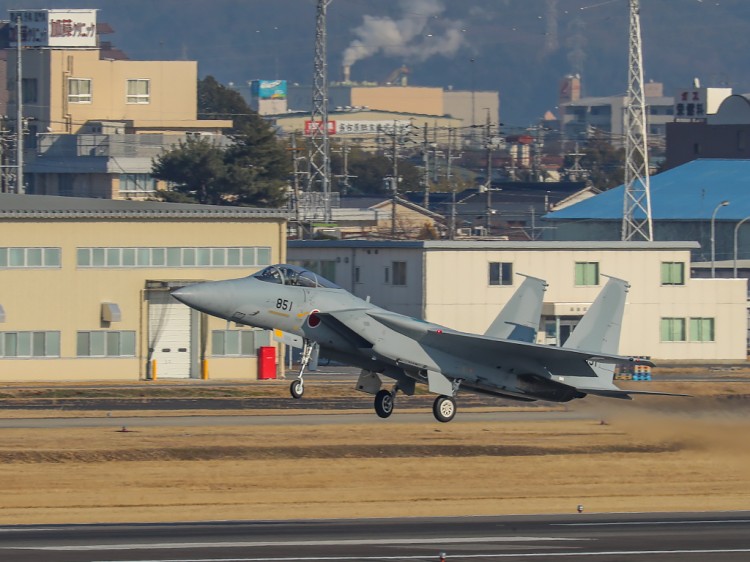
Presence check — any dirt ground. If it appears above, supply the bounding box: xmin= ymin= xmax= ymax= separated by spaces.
xmin=1 ymin=382 xmax=749 ymax=525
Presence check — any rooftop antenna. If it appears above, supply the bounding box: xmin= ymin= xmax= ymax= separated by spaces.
xmin=621 ymin=0 xmax=653 ymax=241
xmin=308 ymin=0 xmax=333 ymax=223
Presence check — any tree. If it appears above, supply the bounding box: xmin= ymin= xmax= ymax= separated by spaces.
xmin=580 ymin=133 xmax=626 ymax=190
xmin=329 ymin=145 xmax=420 ymax=196
xmin=152 ymin=137 xmax=228 ymax=205
xmin=152 ymin=76 xmax=289 ymax=207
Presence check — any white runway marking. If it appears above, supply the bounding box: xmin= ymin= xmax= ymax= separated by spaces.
xmin=555 ymin=519 xmax=750 ymax=526
xmin=82 ymin=548 xmax=750 ymax=562
xmin=7 ymin=535 xmax=584 ymax=551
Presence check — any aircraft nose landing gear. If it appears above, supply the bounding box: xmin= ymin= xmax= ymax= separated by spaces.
xmin=290 ymin=379 xmax=304 ymax=399
xmin=289 ymin=339 xmax=316 ymax=399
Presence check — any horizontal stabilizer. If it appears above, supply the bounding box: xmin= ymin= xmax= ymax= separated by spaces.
xmin=583 ymin=388 xmax=691 ymax=399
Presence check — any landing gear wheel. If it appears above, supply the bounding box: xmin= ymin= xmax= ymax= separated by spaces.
xmin=433 ymin=395 xmax=456 ymax=423
xmin=290 ymin=379 xmax=304 ymax=399
xmin=374 ymin=389 xmax=395 ymax=419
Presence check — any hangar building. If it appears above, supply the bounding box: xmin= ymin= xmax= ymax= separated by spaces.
xmin=0 ymin=194 xmax=287 ymax=382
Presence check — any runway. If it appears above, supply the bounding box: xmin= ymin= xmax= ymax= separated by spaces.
xmin=1 ymin=512 xmax=749 ymax=561
xmin=0 ymin=408 xmax=589 ymax=429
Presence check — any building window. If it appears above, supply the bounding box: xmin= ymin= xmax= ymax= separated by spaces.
xmin=68 ymin=78 xmax=92 ymax=103
xmin=661 ymin=262 xmax=685 ymax=285
xmin=0 ymin=331 xmax=60 ymax=358
xmin=689 ymin=318 xmax=715 ymax=342
xmin=489 ymin=262 xmax=513 ymax=286
xmin=77 ymin=331 xmax=136 ymax=357
xmin=77 ymin=247 xmax=270 ymax=268
xmin=574 ymin=262 xmax=599 ymax=286
xmin=392 ymin=261 xmax=407 ymax=286
xmin=126 ymin=79 xmax=150 ymax=104
xmin=0 ymin=247 xmax=61 ymax=268
xmin=211 ymin=329 xmax=270 ymax=356
xmin=119 ymin=174 xmax=157 ymax=195
xmin=354 ymin=266 xmax=361 ymax=284
xmin=292 ymin=260 xmax=336 ymax=282
xmin=660 ymin=318 xmax=686 ymax=342
xmin=22 ymin=78 xmax=37 ymax=104
xmin=384 ymin=266 xmax=390 ymax=284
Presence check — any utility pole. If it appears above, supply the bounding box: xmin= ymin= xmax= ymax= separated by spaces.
xmin=446 ymin=127 xmax=461 ymax=240
xmin=308 ymin=0 xmax=333 ymax=222
xmin=484 ymin=110 xmax=493 ymax=235
xmin=422 ymin=123 xmax=430 ymax=209
xmin=332 ymin=138 xmax=355 ymax=195
xmin=15 ymin=14 xmax=24 ymax=194
xmin=622 ymin=0 xmax=653 ymax=241
xmin=390 ymin=122 xmax=399 ymax=238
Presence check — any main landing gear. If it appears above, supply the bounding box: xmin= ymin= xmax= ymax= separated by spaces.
xmin=372 ymin=386 xmax=458 ymax=423
xmin=374 ymin=388 xmax=395 ymax=418
xmin=289 ymin=340 xmax=316 ymax=399
xmin=432 ymin=395 xmax=457 ymax=423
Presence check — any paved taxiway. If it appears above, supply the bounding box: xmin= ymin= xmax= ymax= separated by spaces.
xmin=1 ymin=512 xmax=749 ymax=561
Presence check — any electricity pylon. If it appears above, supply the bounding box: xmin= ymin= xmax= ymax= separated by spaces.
xmin=621 ymin=0 xmax=653 ymax=241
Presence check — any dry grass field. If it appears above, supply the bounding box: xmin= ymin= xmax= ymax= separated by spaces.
xmin=1 ymin=380 xmax=749 ymax=525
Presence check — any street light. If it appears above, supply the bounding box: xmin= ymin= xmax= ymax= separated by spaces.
xmin=711 ymin=200 xmax=730 ymax=278
xmin=733 ymin=214 xmax=750 ymax=278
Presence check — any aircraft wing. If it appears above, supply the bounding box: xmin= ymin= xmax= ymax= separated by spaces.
xmin=366 ymin=309 xmax=652 ymax=379
xmin=425 ymin=329 xmax=650 ymax=374
xmin=313 ymin=309 xmax=375 ymax=350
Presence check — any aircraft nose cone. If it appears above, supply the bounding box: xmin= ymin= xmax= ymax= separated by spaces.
xmin=171 ymin=282 xmax=231 ymax=317
xmin=171 ymin=284 xmax=202 ymax=307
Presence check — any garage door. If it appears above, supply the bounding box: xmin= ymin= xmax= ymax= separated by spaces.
xmin=148 ymin=290 xmax=192 ymax=378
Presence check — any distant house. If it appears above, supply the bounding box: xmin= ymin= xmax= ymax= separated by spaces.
xmin=294 ymin=195 xmax=443 ymax=240
xmin=542 ymin=159 xmax=750 ymax=265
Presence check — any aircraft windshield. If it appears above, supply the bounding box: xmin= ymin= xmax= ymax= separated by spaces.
xmin=253 ymin=264 xmax=342 ymax=289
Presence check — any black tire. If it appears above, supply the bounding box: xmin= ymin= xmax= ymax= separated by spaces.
xmin=374 ymin=389 xmax=394 ymax=418
xmin=433 ymin=395 xmax=456 ymax=423
xmin=290 ymin=379 xmax=304 ymax=399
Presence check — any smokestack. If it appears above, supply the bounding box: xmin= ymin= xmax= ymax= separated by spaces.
xmin=343 ymin=64 xmax=351 ymax=82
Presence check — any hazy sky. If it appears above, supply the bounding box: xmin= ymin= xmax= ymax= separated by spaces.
xmin=4 ymin=0 xmax=750 ymax=125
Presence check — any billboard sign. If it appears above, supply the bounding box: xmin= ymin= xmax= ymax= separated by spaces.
xmin=10 ymin=9 xmax=97 ymax=48
xmin=675 ymin=88 xmax=706 ymax=120
xmin=336 ymin=120 xmax=411 ymax=135
xmin=251 ymin=80 xmax=287 ymax=100
xmin=304 ymin=120 xmax=337 ymax=136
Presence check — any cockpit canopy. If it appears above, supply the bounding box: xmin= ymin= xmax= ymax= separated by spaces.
xmin=253 ymin=264 xmax=341 ymax=289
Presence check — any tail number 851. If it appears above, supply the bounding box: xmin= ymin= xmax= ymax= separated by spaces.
xmin=276 ymin=298 xmax=293 ymax=311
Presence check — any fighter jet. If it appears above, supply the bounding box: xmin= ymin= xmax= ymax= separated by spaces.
xmin=172 ymin=264 xmax=670 ymax=423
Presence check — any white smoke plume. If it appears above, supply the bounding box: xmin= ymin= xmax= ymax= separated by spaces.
xmin=342 ymin=0 xmax=466 ymax=70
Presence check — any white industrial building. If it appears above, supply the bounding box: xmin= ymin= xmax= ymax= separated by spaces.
xmin=288 ymin=240 xmax=748 ymax=362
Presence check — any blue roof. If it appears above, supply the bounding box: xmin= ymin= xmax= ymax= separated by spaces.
xmin=544 ymin=159 xmax=750 ymax=221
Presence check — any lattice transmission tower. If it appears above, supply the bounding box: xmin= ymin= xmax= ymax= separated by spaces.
xmin=621 ymin=0 xmax=653 ymax=241
xmin=308 ymin=0 xmax=333 ymax=223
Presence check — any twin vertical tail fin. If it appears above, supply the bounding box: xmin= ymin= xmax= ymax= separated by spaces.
xmin=485 ymin=274 xmax=547 ymax=342
xmin=562 ymin=276 xmax=629 ymax=392
xmin=563 ymin=275 xmax=629 ymax=355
